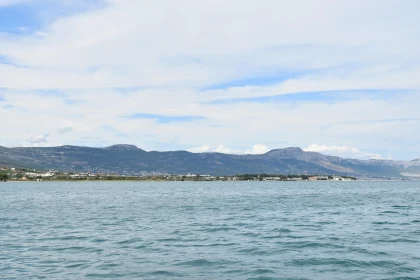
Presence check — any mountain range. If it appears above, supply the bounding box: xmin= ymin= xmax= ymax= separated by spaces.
xmin=1 ymin=144 xmax=419 ymax=178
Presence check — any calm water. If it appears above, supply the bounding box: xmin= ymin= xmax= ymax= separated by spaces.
xmin=0 ymin=181 xmax=419 ymax=280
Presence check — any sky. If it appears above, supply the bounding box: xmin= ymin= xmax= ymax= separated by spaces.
xmin=0 ymin=0 xmax=419 ymax=160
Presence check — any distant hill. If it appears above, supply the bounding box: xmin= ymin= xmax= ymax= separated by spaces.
xmin=0 ymin=144 xmax=419 ymax=177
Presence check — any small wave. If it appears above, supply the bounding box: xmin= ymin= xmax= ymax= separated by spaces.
xmin=96 ymin=263 xmax=120 ymax=270
xmin=157 ymin=238 xmax=178 ymax=242
xmin=251 ymin=269 xmax=275 ymax=275
xmin=146 ymin=270 xmax=183 ymax=277
xmin=233 ymin=222 xmax=251 ymax=227
xmin=277 ymin=241 xmax=346 ymax=250
xmin=60 ymin=235 xmax=89 ymax=241
xmin=240 ymin=232 xmax=260 ymax=237
xmin=276 ymin=228 xmax=292 ymax=233
xmin=175 ymin=258 xmax=214 ymax=267
xmin=263 ymin=235 xmax=284 ymax=239
xmin=293 ymin=224 xmax=322 ymax=228
xmin=288 ymin=258 xmax=403 ymax=268
xmin=392 ymin=205 xmax=412 ymax=209
xmin=381 ymin=277 xmax=418 ymax=280
xmin=115 ymin=238 xmax=143 ymax=245
xmin=246 ymin=277 xmax=279 ymax=280
xmin=372 ymin=221 xmax=396 ymax=225
xmin=281 ymin=235 xmax=306 ymax=239
xmin=85 ymin=272 xmax=125 ymax=278
xmin=199 ymin=227 xmax=238 ymax=232
xmin=208 ymin=242 xmax=237 ymax=247
xmin=55 ymin=246 xmax=102 ymax=253
xmin=376 ymin=238 xmax=418 ymax=243
xmin=64 ymin=263 xmax=88 ymax=269
xmin=91 ymin=238 xmax=108 ymax=243
xmin=237 ymin=247 xmax=269 ymax=256
xmin=348 ymin=247 xmax=388 ymax=256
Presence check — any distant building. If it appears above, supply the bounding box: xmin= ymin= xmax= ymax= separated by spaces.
xmin=41 ymin=172 xmax=54 ymax=177
xmin=287 ymin=177 xmax=303 ymax=181
xmin=308 ymin=176 xmax=328 ymax=181
xmin=264 ymin=177 xmax=281 ymax=181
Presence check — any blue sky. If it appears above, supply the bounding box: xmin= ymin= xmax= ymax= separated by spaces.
xmin=0 ymin=0 xmax=419 ymax=160
xmin=0 ymin=3 xmax=40 ymax=34
xmin=203 ymin=89 xmax=409 ymax=105
xmin=0 ymin=0 xmax=104 ymax=33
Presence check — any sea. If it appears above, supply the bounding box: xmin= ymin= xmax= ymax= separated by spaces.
xmin=0 ymin=181 xmax=419 ymax=280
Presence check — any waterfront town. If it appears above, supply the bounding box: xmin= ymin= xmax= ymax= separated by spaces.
xmin=0 ymin=167 xmax=357 ymax=182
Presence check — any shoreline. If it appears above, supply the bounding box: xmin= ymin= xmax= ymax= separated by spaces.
xmin=2 ymin=179 xmax=409 ymax=183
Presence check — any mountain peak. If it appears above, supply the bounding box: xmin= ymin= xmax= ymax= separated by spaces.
xmin=266 ymin=147 xmax=304 ymax=154
xmin=104 ymin=144 xmax=142 ymax=151
xmin=282 ymin=147 xmax=304 ymax=152
xmin=263 ymin=147 xmax=307 ymax=160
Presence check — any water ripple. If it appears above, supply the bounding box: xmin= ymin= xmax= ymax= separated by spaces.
xmin=0 ymin=181 xmax=419 ymax=279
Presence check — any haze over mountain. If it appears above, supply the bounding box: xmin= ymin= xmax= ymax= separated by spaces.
xmin=1 ymin=145 xmax=419 ymax=178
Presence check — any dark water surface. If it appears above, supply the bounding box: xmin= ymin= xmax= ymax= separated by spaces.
xmin=1 ymin=181 xmax=419 ymax=279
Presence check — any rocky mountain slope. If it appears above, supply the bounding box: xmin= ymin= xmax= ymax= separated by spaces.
xmin=0 ymin=144 xmax=419 ymax=177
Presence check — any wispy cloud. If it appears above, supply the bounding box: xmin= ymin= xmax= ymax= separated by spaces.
xmin=127 ymin=113 xmax=207 ymax=123
xmin=0 ymin=55 xmax=15 ymax=65
xmin=341 ymin=117 xmax=420 ymax=124
xmin=63 ymin=99 xmax=86 ymax=105
xmin=203 ymin=89 xmax=410 ymax=105
xmin=24 ymin=133 xmax=50 ymax=146
xmin=201 ymin=70 xmax=308 ymax=91
xmin=57 ymin=127 xmax=73 ymax=134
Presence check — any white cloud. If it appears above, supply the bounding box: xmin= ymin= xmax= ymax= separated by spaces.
xmin=213 ymin=145 xmax=232 ymax=154
xmin=18 ymin=134 xmax=62 ymax=147
xmin=304 ymin=144 xmax=384 ymax=160
xmin=1 ymin=0 xmax=420 ymax=90
xmin=187 ymin=145 xmax=211 ymax=153
xmin=304 ymin=144 xmax=360 ymax=154
xmin=187 ymin=144 xmax=269 ymax=155
xmin=361 ymin=153 xmax=383 ymax=160
xmin=35 ymin=31 xmax=49 ymax=37
xmin=244 ymin=144 xmax=269 ymax=154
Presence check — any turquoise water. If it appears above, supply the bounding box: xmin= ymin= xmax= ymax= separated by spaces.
xmin=0 ymin=181 xmax=419 ymax=280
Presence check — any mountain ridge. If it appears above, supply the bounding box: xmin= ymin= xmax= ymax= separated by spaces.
xmin=0 ymin=145 xmax=419 ymax=177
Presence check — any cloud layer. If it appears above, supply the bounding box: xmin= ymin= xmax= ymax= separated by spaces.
xmin=187 ymin=144 xmax=269 ymax=155
xmin=0 ymin=0 xmax=419 ymax=160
